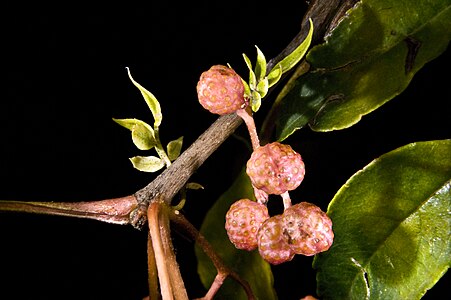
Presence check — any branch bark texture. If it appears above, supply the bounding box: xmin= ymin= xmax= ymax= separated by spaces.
xmin=135 ymin=113 xmax=243 ymax=206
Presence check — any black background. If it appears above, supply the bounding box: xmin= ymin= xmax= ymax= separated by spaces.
xmin=0 ymin=2 xmax=449 ymax=300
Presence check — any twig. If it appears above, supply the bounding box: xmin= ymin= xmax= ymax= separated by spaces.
xmin=147 ymin=232 xmax=160 ymax=300
xmin=148 ymin=202 xmax=174 ymax=300
xmin=148 ymin=202 xmax=189 ymax=300
xmin=196 ymin=272 xmax=227 ymax=300
xmin=132 ymin=113 xmax=243 ymax=228
xmin=168 ymin=209 xmax=255 ymax=300
xmin=0 ymin=195 xmax=137 ymax=225
xmin=158 ymin=205 xmax=189 ymax=300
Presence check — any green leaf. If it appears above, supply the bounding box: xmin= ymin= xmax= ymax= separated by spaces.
xmin=275 ymin=0 xmax=451 ymax=140
xmin=167 ymin=136 xmax=183 ymax=161
xmin=195 ymin=168 xmax=277 ymax=300
xmin=313 ymin=140 xmax=451 ymax=300
xmin=113 ymin=117 xmax=147 ymax=131
xmin=241 ymin=78 xmax=251 ymax=98
xmin=251 ymin=90 xmax=262 ymax=112
xmin=185 ymin=182 xmax=204 ymax=190
xmin=277 ymin=18 xmax=313 ymax=75
xmin=131 ymin=123 xmax=157 ymax=150
xmin=242 ymin=53 xmax=257 ymax=90
xmin=267 ymin=63 xmax=282 ymax=88
xmin=126 ymin=67 xmax=163 ymax=127
xmin=254 ymin=45 xmax=267 ymax=81
xmin=129 ymin=155 xmax=165 ymax=172
xmin=112 ymin=118 xmax=156 ymax=150
xmin=256 ymin=77 xmax=269 ymax=99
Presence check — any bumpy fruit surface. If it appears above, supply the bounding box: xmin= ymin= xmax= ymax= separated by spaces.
xmin=196 ymin=65 xmax=247 ymax=115
xmin=225 ymin=199 xmax=269 ymax=251
xmin=283 ymin=202 xmax=334 ymax=256
xmin=257 ymin=215 xmax=294 ymax=265
xmin=246 ymin=142 xmax=305 ymax=195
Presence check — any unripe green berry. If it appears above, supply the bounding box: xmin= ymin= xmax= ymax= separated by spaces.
xmin=225 ymin=199 xmax=269 ymax=251
xmin=246 ymin=142 xmax=305 ymax=195
xmin=197 ymin=65 xmax=248 ymax=115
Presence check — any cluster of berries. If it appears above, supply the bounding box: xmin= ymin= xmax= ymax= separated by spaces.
xmin=225 ymin=199 xmax=333 ymax=265
xmin=197 ymin=65 xmax=334 ymax=265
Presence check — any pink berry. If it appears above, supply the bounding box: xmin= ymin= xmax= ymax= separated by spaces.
xmin=282 ymin=202 xmax=334 ymax=256
xmin=301 ymin=296 xmax=318 ymax=300
xmin=196 ymin=65 xmax=248 ymax=115
xmin=225 ymin=199 xmax=269 ymax=251
xmin=246 ymin=142 xmax=305 ymax=195
xmin=257 ymin=215 xmax=294 ymax=265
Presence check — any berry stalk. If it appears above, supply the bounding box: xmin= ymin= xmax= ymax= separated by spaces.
xmin=235 ymin=106 xmax=270 ymax=203
xmin=236 ymin=107 xmax=261 ymax=151
xmin=281 ymin=191 xmax=292 ymax=210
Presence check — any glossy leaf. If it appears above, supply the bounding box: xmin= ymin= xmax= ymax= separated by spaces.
xmin=277 ymin=18 xmax=313 ymax=75
xmin=126 ymin=67 xmax=163 ymax=127
xmin=112 ymin=118 xmax=156 ymax=150
xmin=167 ymin=136 xmax=183 ymax=161
xmin=275 ymin=0 xmax=451 ymax=140
xmin=195 ymin=169 xmax=277 ymax=300
xmin=313 ymin=140 xmax=451 ymax=300
xmin=129 ymin=155 xmax=165 ymax=172
xmin=267 ymin=63 xmax=282 ymax=88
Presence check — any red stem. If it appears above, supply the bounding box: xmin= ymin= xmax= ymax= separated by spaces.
xmin=236 ymin=107 xmax=261 ymax=150
xmin=147 ymin=232 xmax=160 ymax=300
xmin=148 ymin=202 xmax=174 ymax=300
xmin=196 ymin=273 xmax=227 ymax=300
xmin=168 ymin=209 xmax=255 ymax=300
xmin=159 ymin=206 xmax=189 ymax=300
xmin=0 ymin=196 xmax=138 ymax=225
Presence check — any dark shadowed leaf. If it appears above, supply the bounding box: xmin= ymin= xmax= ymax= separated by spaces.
xmin=275 ymin=0 xmax=451 ymax=140
xmin=313 ymin=140 xmax=451 ymax=300
xmin=195 ymin=169 xmax=277 ymax=300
